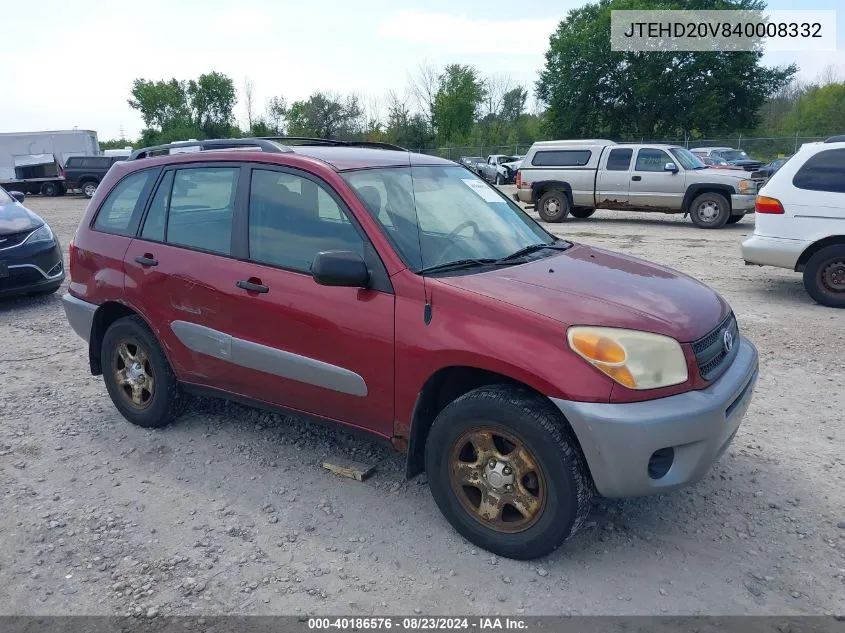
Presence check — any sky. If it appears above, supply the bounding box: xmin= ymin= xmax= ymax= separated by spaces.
xmin=0 ymin=0 xmax=842 ymax=141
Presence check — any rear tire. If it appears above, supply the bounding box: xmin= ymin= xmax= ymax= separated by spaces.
xmin=40 ymin=182 xmax=59 ymax=197
xmin=537 ymin=190 xmax=570 ymax=223
xmin=81 ymin=181 xmax=98 ymax=198
xmin=690 ymin=192 xmax=730 ymax=229
xmin=101 ymin=315 xmax=183 ymax=428
xmin=495 ymin=174 xmax=503 ymax=185
xmin=570 ymin=208 xmax=595 ymax=219
xmin=425 ymin=385 xmax=593 ymax=560
xmin=803 ymin=245 xmax=845 ymax=308
xmin=726 ymin=214 xmax=744 ymax=225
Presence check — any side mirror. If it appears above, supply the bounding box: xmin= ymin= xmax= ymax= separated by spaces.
xmin=9 ymin=190 xmax=25 ymax=203
xmin=312 ymin=250 xmax=370 ymax=288
xmin=664 ymin=162 xmax=679 ymax=173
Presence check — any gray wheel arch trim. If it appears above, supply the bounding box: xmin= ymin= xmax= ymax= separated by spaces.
xmin=170 ymin=320 xmax=368 ymax=397
xmin=61 ymin=293 xmax=98 ymax=343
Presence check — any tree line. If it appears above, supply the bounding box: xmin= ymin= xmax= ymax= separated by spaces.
xmin=105 ymin=0 xmax=843 ymax=157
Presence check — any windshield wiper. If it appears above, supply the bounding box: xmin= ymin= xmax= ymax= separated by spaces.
xmin=417 ymin=258 xmax=498 ymax=275
xmin=495 ymin=240 xmax=572 ymax=264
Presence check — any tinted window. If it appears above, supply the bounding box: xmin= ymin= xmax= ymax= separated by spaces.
xmin=248 ymin=169 xmax=364 ymax=272
xmin=140 ymin=171 xmax=174 ymax=242
xmin=531 ymin=150 xmax=591 ymax=167
xmin=166 ymin=168 xmax=238 ymax=255
xmin=792 ymin=149 xmax=845 ymax=194
xmin=65 ymin=158 xmax=82 ymax=167
xmin=635 ymin=149 xmax=673 ymax=172
xmin=606 ymin=148 xmax=633 ymax=171
xmin=93 ymin=171 xmax=155 ymax=234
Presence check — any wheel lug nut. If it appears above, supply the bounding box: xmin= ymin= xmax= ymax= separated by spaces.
xmin=502 ymin=466 xmax=512 ymax=476
xmin=488 ymin=459 xmax=497 ymax=468
xmin=505 ymin=484 xmax=513 ymax=492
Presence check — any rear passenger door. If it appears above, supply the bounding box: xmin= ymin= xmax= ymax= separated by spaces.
xmin=596 ymin=147 xmax=633 ymax=207
xmin=223 ymin=166 xmax=396 ymax=436
xmin=123 ymin=163 xmax=247 ymax=387
xmin=628 ymin=148 xmax=685 ymax=209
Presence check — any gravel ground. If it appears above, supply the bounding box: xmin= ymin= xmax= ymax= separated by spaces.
xmin=0 ymin=191 xmax=843 ymax=617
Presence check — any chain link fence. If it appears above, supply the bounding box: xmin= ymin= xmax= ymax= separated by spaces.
xmin=412 ymin=136 xmax=829 ymax=162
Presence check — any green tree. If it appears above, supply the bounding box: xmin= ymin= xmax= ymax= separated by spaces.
xmin=286 ymin=92 xmax=362 ymax=138
xmin=536 ymin=0 xmax=796 ymax=139
xmin=128 ymin=78 xmax=189 ymax=130
xmin=99 ymin=138 xmax=135 ymax=150
xmin=432 ymin=64 xmax=486 ymax=143
xmin=266 ymin=96 xmax=288 ymax=134
xmin=500 ymin=87 xmax=528 ymax=124
xmin=186 ymin=72 xmax=238 ymax=137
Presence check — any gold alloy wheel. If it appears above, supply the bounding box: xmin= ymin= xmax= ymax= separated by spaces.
xmin=448 ymin=427 xmax=547 ymax=533
xmin=112 ymin=338 xmax=155 ymax=409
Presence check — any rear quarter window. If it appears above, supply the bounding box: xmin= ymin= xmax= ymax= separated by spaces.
xmin=531 ymin=150 xmax=592 ymax=167
xmin=792 ymin=149 xmax=845 ymax=194
xmin=93 ymin=170 xmax=156 ymax=235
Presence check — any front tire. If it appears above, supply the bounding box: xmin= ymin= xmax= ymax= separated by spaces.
xmin=537 ymin=190 xmax=570 ymax=223
xmin=690 ymin=192 xmax=730 ymax=228
xmin=101 ymin=315 xmax=182 ymax=428
xmin=495 ymin=174 xmax=503 ymax=185
xmin=803 ymin=245 xmax=845 ymax=308
xmin=425 ymin=385 xmax=593 ymax=560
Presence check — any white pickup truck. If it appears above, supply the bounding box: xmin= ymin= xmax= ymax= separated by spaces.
xmin=513 ymin=140 xmax=758 ymax=229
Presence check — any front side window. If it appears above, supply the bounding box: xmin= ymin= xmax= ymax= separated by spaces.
xmin=248 ymin=169 xmax=364 ymax=273
xmin=792 ymin=149 xmax=845 ymax=193
xmin=93 ymin=170 xmax=155 ymax=234
xmin=719 ymin=149 xmax=751 ymax=161
xmin=635 ymin=149 xmax=673 ymax=172
xmin=343 ymin=166 xmax=553 ymax=272
xmin=165 ymin=167 xmax=238 ymax=255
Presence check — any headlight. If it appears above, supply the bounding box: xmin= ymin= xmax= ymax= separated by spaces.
xmin=567 ymin=326 xmax=688 ymax=390
xmin=737 ymin=180 xmax=754 ymax=194
xmin=23 ymin=224 xmax=55 ymax=245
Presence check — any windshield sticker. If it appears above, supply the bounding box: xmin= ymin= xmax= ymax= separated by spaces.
xmin=462 ymin=179 xmax=503 ymax=203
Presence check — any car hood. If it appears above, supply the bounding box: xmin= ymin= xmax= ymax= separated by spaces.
xmin=436 ymin=243 xmax=730 ymax=343
xmin=0 ymin=202 xmax=43 ymax=235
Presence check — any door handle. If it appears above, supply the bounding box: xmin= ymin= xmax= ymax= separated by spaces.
xmin=236 ymin=279 xmax=269 ymax=293
xmin=134 ymin=255 xmax=158 ymax=266
xmin=631 ymin=175 xmax=642 ymax=181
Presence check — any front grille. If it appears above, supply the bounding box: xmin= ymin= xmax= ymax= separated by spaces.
xmin=692 ymin=313 xmax=740 ymax=382
xmin=0 ymin=229 xmax=34 ymax=250
xmin=0 ymin=267 xmax=43 ymax=289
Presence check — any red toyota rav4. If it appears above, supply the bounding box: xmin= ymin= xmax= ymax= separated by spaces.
xmin=62 ymin=138 xmax=759 ymax=559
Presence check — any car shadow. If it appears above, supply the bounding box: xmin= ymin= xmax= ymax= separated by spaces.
xmin=0 ymin=288 xmax=64 ymax=314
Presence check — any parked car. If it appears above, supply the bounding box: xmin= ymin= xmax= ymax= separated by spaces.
xmin=458 ymin=156 xmax=485 ymax=174
xmin=691 ymin=147 xmax=763 ymax=172
xmin=64 ymin=155 xmax=126 ymax=198
xmin=701 ymin=156 xmax=743 ymax=170
xmin=750 ymin=156 xmax=791 ymax=183
xmin=742 ymin=136 xmax=845 ymax=308
xmin=0 ymin=187 xmax=65 ymax=297
xmin=514 ymin=140 xmax=758 ymax=228
xmin=480 ymin=154 xmax=522 ymax=184
xmin=61 ymin=137 xmax=758 ymax=560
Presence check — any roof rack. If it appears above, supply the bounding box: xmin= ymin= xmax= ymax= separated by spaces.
xmin=824 ymin=134 xmax=845 ymax=143
xmin=257 ymin=136 xmax=408 ymax=151
xmin=128 ymin=138 xmax=293 ymax=160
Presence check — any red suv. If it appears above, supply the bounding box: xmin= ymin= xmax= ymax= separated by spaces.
xmin=62 ymin=137 xmax=759 ymax=559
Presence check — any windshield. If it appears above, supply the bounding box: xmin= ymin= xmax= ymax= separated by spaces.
xmin=720 ymin=149 xmax=750 ymax=161
xmin=0 ymin=187 xmax=13 ymax=204
xmin=501 ymin=156 xmax=520 ymax=163
xmin=342 ymin=165 xmax=554 ymax=272
xmin=669 ymin=147 xmax=707 ymax=169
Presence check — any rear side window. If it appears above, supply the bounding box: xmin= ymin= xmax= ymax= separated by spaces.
xmin=165 ymin=168 xmax=239 ymax=255
xmin=93 ymin=170 xmax=155 ymax=235
xmin=792 ymin=149 xmax=845 ymax=194
xmin=531 ymin=150 xmax=591 ymax=167
xmin=606 ymin=148 xmax=633 ymax=171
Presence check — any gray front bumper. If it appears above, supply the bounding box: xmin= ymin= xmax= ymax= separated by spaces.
xmin=552 ymin=337 xmax=759 ymax=498
xmin=62 ymin=293 xmax=97 ymax=343
xmin=731 ymin=194 xmax=756 ymax=212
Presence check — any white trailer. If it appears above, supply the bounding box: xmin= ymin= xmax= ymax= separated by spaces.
xmin=0 ymin=130 xmax=99 ymax=196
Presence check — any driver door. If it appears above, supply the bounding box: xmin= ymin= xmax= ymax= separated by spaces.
xmin=629 ymin=148 xmax=685 ymax=209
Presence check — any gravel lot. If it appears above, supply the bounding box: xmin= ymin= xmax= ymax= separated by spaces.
xmin=1 ymin=190 xmax=843 ymax=617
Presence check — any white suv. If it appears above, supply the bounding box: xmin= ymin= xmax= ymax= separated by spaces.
xmin=742 ymin=136 xmax=845 ymax=307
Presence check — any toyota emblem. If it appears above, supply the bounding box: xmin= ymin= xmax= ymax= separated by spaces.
xmin=723 ymin=329 xmax=734 ymax=353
